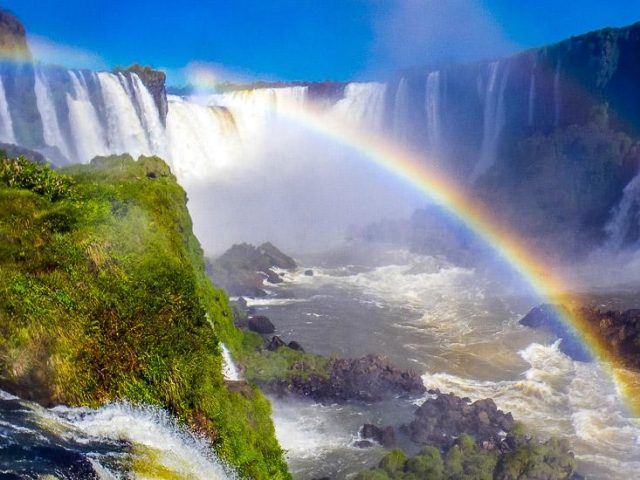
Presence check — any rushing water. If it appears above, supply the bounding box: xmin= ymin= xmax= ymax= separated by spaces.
xmin=247 ymin=248 xmax=640 ymax=480
xmin=0 ymin=390 xmax=235 ymax=479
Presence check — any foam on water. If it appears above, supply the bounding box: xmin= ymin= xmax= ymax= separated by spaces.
xmin=0 ymin=390 xmax=235 ymax=480
xmin=422 ymin=342 xmax=640 ymax=478
xmin=53 ymin=403 xmax=235 ymax=479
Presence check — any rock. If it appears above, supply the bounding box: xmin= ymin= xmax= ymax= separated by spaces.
xmin=287 ymin=341 xmax=304 ymax=352
xmin=403 ymin=392 xmax=515 ymax=449
xmin=520 ymin=304 xmax=592 ymax=362
xmin=0 ymin=143 xmax=48 ymax=165
xmin=266 ymin=354 xmax=425 ymax=403
xmin=361 ymin=424 xmax=395 ymax=448
xmin=521 ymin=304 xmax=640 ymax=369
xmin=304 ymin=269 xmax=314 ymax=276
xmin=0 ymin=9 xmax=30 ymax=60
xmin=267 ymin=336 xmax=287 ymax=351
xmin=354 ymin=440 xmax=374 ymax=448
xmin=207 ymin=242 xmax=297 ymax=297
xmin=248 ymin=315 xmax=275 ymax=334
xmin=224 ymin=380 xmax=253 ymax=398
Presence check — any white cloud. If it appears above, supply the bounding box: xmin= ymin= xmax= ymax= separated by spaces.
xmin=28 ymin=34 xmax=107 ymax=70
xmin=370 ymin=0 xmax=519 ymax=74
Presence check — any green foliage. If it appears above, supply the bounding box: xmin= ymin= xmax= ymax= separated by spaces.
xmin=0 ymin=154 xmax=74 ymax=201
xmin=241 ymin=345 xmax=330 ymax=384
xmin=379 ymin=449 xmax=407 ymax=475
xmin=0 ymin=155 xmax=289 ymax=479
xmin=356 ymin=430 xmax=574 ymax=480
xmin=354 ymin=469 xmax=391 ymax=480
xmin=406 ymin=447 xmax=444 ymax=479
xmin=494 ymin=438 xmax=576 ymax=480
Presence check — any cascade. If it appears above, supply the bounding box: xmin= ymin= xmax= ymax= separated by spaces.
xmin=166 ymin=95 xmax=243 ymax=181
xmin=472 ymin=61 xmax=510 ymax=181
xmin=66 ymin=70 xmax=109 ymax=162
xmin=96 ymin=71 xmax=151 ymax=157
xmin=330 ymin=82 xmax=386 ymax=130
xmin=0 ymin=76 xmax=16 ymax=144
xmin=605 ymin=173 xmax=640 ymax=249
xmin=425 ymin=71 xmax=441 ymax=151
xmin=527 ymin=65 xmax=536 ymax=126
xmin=393 ymin=78 xmax=411 ymax=142
xmin=221 ymin=343 xmax=240 ymax=381
xmin=554 ymin=59 xmax=562 ymax=127
xmin=34 ymin=68 xmax=70 ymax=160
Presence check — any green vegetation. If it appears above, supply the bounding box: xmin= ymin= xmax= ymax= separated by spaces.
xmin=356 ymin=431 xmax=575 ymax=480
xmin=0 ymin=153 xmax=289 ymax=479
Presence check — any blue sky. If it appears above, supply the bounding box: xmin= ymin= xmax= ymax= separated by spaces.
xmin=4 ymin=1 xmax=640 ymax=86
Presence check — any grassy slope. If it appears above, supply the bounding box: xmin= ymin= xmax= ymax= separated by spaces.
xmin=0 ymin=154 xmax=289 ymax=479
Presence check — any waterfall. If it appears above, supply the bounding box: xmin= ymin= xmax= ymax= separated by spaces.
xmin=221 ymin=343 xmax=240 ymax=381
xmin=425 ymin=71 xmax=441 ymax=151
xmin=66 ymin=70 xmax=109 ymax=162
xmin=0 ymin=76 xmax=16 ymax=144
xmin=130 ymin=73 xmax=166 ymax=156
xmin=34 ymin=68 xmax=71 ymax=161
xmin=527 ymin=67 xmax=536 ymax=127
xmin=330 ymin=82 xmax=386 ymax=129
xmin=605 ymin=173 xmax=640 ymax=249
xmin=96 ymin=71 xmax=152 ymax=157
xmin=554 ymin=59 xmax=562 ymax=127
xmin=393 ymin=78 xmax=411 ymax=142
xmin=472 ymin=61 xmax=510 ymax=181
xmin=166 ymin=96 xmax=242 ymax=181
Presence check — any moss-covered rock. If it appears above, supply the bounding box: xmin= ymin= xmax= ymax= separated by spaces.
xmin=0 ymin=154 xmax=290 ymax=479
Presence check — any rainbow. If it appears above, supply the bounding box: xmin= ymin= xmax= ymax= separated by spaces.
xmin=218 ymin=89 xmax=640 ymax=416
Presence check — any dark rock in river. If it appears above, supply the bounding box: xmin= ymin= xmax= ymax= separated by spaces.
xmin=267 ymin=354 xmax=425 ymax=403
xmin=287 ymin=340 xmax=304 ymax=352
xmin=521 ymin=304 xmax=640 ymax=369
xmin=403 ymin=391 xmax=515 ymax=449
xmin=267 ymin=335 xmax=287 ymax=351
xmin=304 ymin=269 xmax=314 ymax=276
xmin=361 ymin=423 xmax=395 ymax=448
xmin=248 ymin=315 xmax=275 ymax=334
xmin=520 ymin=304 xmax=592 ymax=362
xmin=207 ymin=242 xmax=297 ymax=297
xmin=354 ymin=440 xmax=374 ymax=449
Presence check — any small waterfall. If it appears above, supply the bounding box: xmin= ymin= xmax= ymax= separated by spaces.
xmin=67 ymin=70 xmax=109 ymax=162
xmin=221 ymin=343 xmax=240 ymax=381
xmin=393 ymin=78 xmax=411 ymax=142
xmin=0 ymin=76 xmax=16 ymax=144
xmin=473 ymin=61 xmax=510 ymax=181
xmin=425 ymin=71 xmax=442 ymax=151
xmin=96 ymin=71 xmax=151 ymax=157
xmin=34 ymin=68 xmax=71 ymax=161
xmin=527 ymin=66 xmax=536 ymax=127
xmin=554 ymin=59 xmax=562 ymax=127
xmin=330 ymin=82 xmax=386 ymax=129
xmin=605 ymin=173 xmax=640 ymax=249
xmin=130 ymin=73 xmax=166 ymax=156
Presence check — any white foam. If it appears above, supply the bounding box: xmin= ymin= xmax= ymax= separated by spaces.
xmin=50 ymin=403 xmax=235 ymax=479
xmin=221 ymin=343 xmax=240 ymax=381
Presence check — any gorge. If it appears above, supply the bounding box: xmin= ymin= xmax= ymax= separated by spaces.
xmin=0 ymin=6 xmax=639 ymax=480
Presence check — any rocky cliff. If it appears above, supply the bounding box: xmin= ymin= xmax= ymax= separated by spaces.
xmin=0 ymin=154 xmax=290 ymax=479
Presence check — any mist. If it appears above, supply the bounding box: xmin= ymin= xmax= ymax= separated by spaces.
xmin=179 ymin=100 xmax=426 ymax=256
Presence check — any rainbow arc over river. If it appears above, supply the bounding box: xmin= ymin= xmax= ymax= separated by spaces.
xmin=218 ymin=90 xmax=640 ymax=416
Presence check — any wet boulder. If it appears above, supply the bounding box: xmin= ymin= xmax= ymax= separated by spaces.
xmin=248 ymin=315 xmax=275 ymax=334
